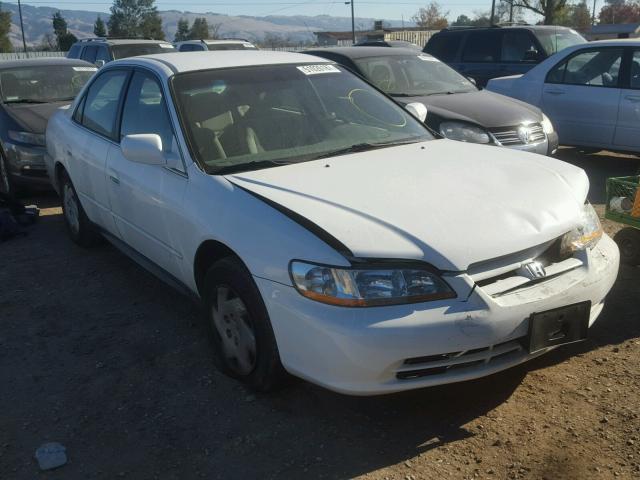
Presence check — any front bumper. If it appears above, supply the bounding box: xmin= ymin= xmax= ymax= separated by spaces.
xmin=256 ymin=234 xmax=619 ymax=395
xmin=3 ymin=142 xmax=51 ymax=188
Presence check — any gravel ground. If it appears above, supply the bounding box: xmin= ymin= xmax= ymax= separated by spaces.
xmin=1 ymin=149 xmax=639 ymax=480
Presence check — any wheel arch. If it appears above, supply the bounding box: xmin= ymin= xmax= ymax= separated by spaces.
xmin=193 ymin=239 xmax=244 ymax=296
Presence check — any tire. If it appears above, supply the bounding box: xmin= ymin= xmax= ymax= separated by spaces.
xmin=614 ymin=227 xmax=640 ymax=266
xmin=59 ymin=170 xmax=101 ymax=247
xmin=203 ymin=257 xmax=288 ymax=392
xmin=0 ymin=153 xmax=14 ymax=196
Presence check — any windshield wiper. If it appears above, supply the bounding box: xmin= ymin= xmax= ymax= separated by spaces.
xmin=214 ymin=160 xmax=289 ymax=175
xmin=313 ymin=140 xmax=421 ymax=160
xmin=3 ymin=98 xmax=48 ymax=104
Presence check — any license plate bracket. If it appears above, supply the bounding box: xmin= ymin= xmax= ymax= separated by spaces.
xmin=527 ymin=301 xmax=591 ymax=354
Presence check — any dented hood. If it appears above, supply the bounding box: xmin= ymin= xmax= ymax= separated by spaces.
xmin=227 ymin=140 xmax=589 ymax=271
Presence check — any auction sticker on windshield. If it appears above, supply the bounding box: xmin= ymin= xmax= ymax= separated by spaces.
xmin=73 ymin=67 xmax=98 ymax=71
xmin=297 ymin=65 xmax=341 ymax=75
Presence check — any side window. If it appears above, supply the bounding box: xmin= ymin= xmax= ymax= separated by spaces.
xmin=425 ymin=34 xmax=461 ymax=63
xmin=120 ymin=71 xmax=176 ymax=154
xmin=82 ymin=46 xmax=98 ymax=63
xmin=72 ymin=95 xmax=86 ymax=123
xmin=546 ymin=48 xmax=623 ymax=87
xmin=96 ymin=46 xmax=111 ymax=63
xmin=194 ymin=44 xmax=206 ymax=51
xmin=67 ymin=44 xmax=81 ymax=58
xmin=179 ymin=44 xmax=193 ymax=52
xmin=81 ymin=70 xmax=129 ymax=139
xmin=501 ymin=31 xmax=539 ymax=62
xmin=462 ymin=32 xmax=501 ymax=62
xmin=631 ymin=50 xmax=640 ymax=89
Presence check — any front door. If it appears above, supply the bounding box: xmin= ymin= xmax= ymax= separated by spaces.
xmin=106 ymin=70 xmax=188 ymax=279
xmin=614 ymin=48 xmax=640 ymax=150
xmin=541 ymin=47 xmax=624 ymax=148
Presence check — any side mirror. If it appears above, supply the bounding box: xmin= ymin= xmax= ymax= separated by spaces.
xmin=467 ymin=76 xmax=477 ymax=85
xmin=121 ymin=134 xmax=166 ymax=165
xmin=523 ymin=49 xmax=539 ymax=62
xmin=405 ymin=102 xmax=428 ymax=122
xmin=95 ymin=60 xmax=106 ymax=68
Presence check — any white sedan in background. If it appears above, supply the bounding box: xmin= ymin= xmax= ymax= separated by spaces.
xmin=487 ymin=39 xmax=640 ymax=153
xmin=46 ymin=52 xmax=619 ymax=395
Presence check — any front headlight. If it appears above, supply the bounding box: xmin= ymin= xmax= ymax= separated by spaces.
xmin=439 ymin=121 xmax=491 ymax=144
xmin=290 ymin=261 xmax=456 ymax=307
xmin=8 ymin=130 xmax=45 ymax=147
xmin=3 ymin=141 xmax=45 ymax=166
xmin=541 ymin=114 xmax=554 ymax=135
xmin=560 ymin=203 xmax=603 ymax=255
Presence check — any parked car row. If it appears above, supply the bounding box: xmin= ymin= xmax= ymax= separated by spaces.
xmin=40 ymin=50 xmax=618 ymax=395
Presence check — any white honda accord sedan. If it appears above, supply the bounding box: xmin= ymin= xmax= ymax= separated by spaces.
xmin=45 ymin=51 xmax=619 ymax=395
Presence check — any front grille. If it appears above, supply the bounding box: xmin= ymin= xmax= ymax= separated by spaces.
xmin=396 ymin=338 xmax=524 ymax=380
xmin=490 ymin=123 xmax=546 ymax=146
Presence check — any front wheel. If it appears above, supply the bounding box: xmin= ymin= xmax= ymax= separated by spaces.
xmin=59 ymin=171 xmax=101 ymax=247
xmin=614 ymin=227 xmax=640 ymax=266
xmin=0 ymin=153 xmax=14 ymax=196
xmin=203 ymin=257 xmax=288 ymax=392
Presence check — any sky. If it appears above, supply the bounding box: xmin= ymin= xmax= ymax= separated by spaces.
xmin=16 ymin=0 xmax=598 ymax=24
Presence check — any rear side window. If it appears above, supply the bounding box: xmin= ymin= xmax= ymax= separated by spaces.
xmin=462 ymin=31 xmax=501 ymax=62
xmin=501 ymin=31 xmax=539 ymax=62
xmin=80 ymin=70 xmax=129 ymax=139
xmin=425 ymin=34 xmax=461 ymax=62
xmin=67 ymin=44 xmax=81 ymax=58
xmin=96 ymin=46 xmax=111 ymax=63
xmin=546 ymin=48 xmax=623 ymax=87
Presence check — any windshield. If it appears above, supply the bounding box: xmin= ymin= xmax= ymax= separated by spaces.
xmin=112 ymin=43 xmax=175 ymax=59
xmin=0 ymin=65 xmax=96 ymax=103
xmin=172 ymin=64 xmax=433 ymax=174
xmin=354 ymin=54 xmax=476 ymax=97
xmin=536 ymin=29 xmax=586 ymax=55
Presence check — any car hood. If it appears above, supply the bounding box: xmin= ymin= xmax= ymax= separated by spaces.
xmin=3 ymin=101 xmax=70 ymax=134
xmin=395 ymin=89 xmax=541 ymax=128
xmin=227 ymin=140 xmax=589 ymax=271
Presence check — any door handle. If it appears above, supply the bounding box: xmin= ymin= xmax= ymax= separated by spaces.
xmin=625 ymin=95 xmax=640 ymax=102
xmin=545 ymin=89 xmax=566 ymax=95
xmin=65 ymin=149 xmax=73 ymax=157
xmin=109 ymin=175 xmax=120 ymax=185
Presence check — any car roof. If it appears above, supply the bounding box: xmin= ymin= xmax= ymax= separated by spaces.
xmin=119 ymin=51 xmax=332 ymax=74
xmin=78 ymin=38 xmax=172 ymax=46
xmin=437 ymin=25 xmax=577 ymax=34
xmin=305 ymin=46 xmax=426 ymax=59
xmin=586 ymin=38 xmax=640 ymax=47
xmin=0 ymin=57 xmax=96 ymax=69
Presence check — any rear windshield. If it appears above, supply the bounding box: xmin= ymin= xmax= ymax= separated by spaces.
xmin=111 ymin=43 xmax=175 ymax=59
xmin=424 ymin=34 xmax=461 ymax=62
xmin=0 ymin=65 xmax=96 ymax=103
xmin=535 ymin=29 xmax=586 ymax=55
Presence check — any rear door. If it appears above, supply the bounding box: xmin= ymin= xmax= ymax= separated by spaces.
xmin=541 ymin=47 xmax=624 ymax=148
xmin=614 ymin=48 xmax=640 ymax=150
xmin=458 ymin=30 xmax=502 ymax=87
xmin=80 ymin=45 xmax=98 ymax=64
xmin=69 ymin=68 xmax=130 ymax=234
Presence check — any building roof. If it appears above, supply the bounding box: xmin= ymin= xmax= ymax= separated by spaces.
xmin=305 ymin=46 xmax=428 ymax=59
xmin=113 ymin=51 xmax=332 ymax=75
xmin=589 ymin=23 xmax=640 ymax=35
xmin=0 ymin=57 xmax=95 ymax=69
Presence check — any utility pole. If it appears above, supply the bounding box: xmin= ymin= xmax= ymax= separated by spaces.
xmin=592 ymin=0 xmax=597 ymax=25
xmin=509 ymin=0 xmax=514 ymax=23
xmin=490 ymin=0 xmax=496 ymax=26
xmin=17 ymin=0 xmax=28 ymax=56
xmin=351 ymin=0 xmax=355 ymax=44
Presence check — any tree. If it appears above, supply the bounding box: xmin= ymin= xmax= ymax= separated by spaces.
xmin=52 ymin=11 xmax=78 ymax=51
xmin=174 ymin=17 xmax=189 ymax=41
xmin=94 ymin=15 xmax=107 ymax=37
xmin=108 ymin=0 xmax=165 ymax=39
xmin=210 ymin=22 xmax=222 ymax=40
xmin=40 ymin=33 xmax=57 ymax=51
xmin=412 ymin=2 xmax=449 ymax=29
xmin=599 ymin=0 xmax=640 ymax=23
xmin=452 ymin=12 xmax=492 ymax=26
xmin=0 ymin=4 xmax=11 ymax=53
xmin=188 ymin=17 xmax=209 ymax=40
xmin=514 ymin=0 xmax=569 ymax=25
xmin=567 ymin=1 xmax=592 ymax=31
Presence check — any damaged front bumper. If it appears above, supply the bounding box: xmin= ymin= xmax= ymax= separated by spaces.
xmin=255 ymin=234 xmax=620 ymax=395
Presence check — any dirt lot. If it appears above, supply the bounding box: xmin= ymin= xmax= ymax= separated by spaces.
xmin=1 ymin=149 xmax=640 ymax=480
